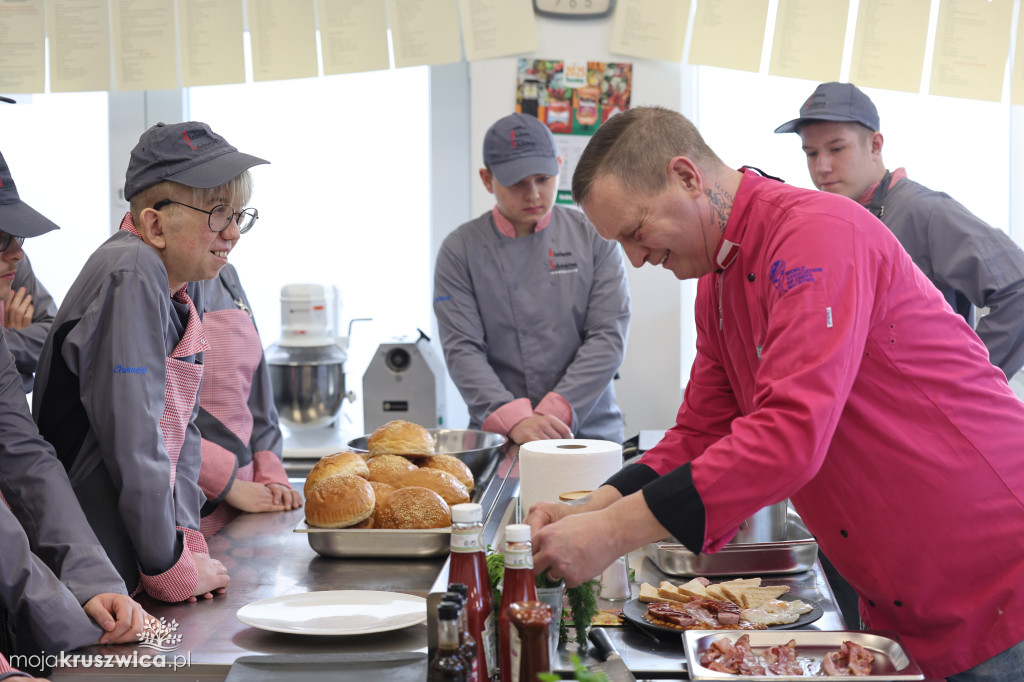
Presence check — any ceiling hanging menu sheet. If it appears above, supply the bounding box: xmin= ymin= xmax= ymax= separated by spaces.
xmin=610 ymin=0 xmax=691 ymax=63
xmin=111 ymin=0 xmax=177 ymax=91
xmin=248 ymin=0 xmax=318 ymax=82
xmin=0 ymin=0 xmax=45 ymax=94
xmin=46 ymin=0 xmax=110 ymax=93
xmin=768 ymin=0 xmax=849 ymax=82
xmin=1011 ymin=7 xmax=1024 ymax=104
xmin=387 ymin=0 xmax=462 ymax=68
xmin=929 ymin=0 xmax=1013 ymax=102
xmin=688 ymin=0 xmax=770 ymax=73
xmin=458 ymin=0 xmax=536 ymax=61
xmin=179 ymin=0 xmax=245 ymax=87
xmin=318 ymin=0 xmax=390 ymax=75
xmin=849 ymin=0 xmax=930 ymax=93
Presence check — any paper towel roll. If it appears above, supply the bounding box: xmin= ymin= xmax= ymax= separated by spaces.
xmin=518 ymin=439 xmax=622 ymax=518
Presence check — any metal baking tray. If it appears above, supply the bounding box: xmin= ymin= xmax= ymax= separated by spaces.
xmin=294 ymin=519 xmax=450 ymax=558
xmin=644 ymin=512 xmax=818 ymax=576
xmin=683 ymin=630 xmax=924 ymax=680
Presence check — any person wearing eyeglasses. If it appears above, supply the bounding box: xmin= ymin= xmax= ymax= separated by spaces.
xmin=32 ymin=122 xmax=268 ymax=604
xmin=195 ymin=263 xmax=303 ymax=539
xmin=0 ymin=155 xmax=58 ymax=396
xmin=0 ymin=149 xmax=152 ymax=679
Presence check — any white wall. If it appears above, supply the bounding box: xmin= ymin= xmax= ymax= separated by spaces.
xmin=429 ymin=14 xmax=692 ymax=437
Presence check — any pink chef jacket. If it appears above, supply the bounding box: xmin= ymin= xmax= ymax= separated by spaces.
xmin=630 ymin=169 xmax=1024 ymax=678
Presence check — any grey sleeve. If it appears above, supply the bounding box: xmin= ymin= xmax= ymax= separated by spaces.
xmin=0 ymin=504 xmax=101 ymax=654
xmin=925 ymin=200 xmax=1024 ymax=377
xmin=433 ymin=234 xmax=518 ymax=425
xmin=0 ymin=330 xmax=127 ymax=604
xmin=550 ymin=237 xmax=631 ymax=426
xmin=244 ymin=291 xmax=283 ymax=456
xmin=62 ymin=271 xmax=184 ymax=576
xmin=6 ymin=255 xmax=57 ymax=392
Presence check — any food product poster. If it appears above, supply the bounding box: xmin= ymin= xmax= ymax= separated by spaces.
xmin=515 ymin=58 xmax=633 ymax=204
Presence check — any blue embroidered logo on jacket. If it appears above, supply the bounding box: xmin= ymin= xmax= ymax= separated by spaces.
xmin=770 ymin=260 xmax=822 ymax=293
xmin=113 ymin=365 xmax=147 ymax=374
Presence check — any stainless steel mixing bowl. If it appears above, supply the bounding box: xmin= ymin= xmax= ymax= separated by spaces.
xmin=267 ymin=344 xmax=348 ymax=430
xmin=347 ymin=428 xmax=507 ymax=481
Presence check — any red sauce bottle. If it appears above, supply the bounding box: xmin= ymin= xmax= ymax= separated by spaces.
xmin=508 ymin=601 xmax=553 ymax=682
xmin=498 ymin=524 xmax=537 ymax=682
xmin=449 ymin=503 xmax=497 ymax=681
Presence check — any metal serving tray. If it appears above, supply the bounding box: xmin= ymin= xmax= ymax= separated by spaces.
xmin=644 ymin=512 xmax=818 ymax=576
xmin=294 ymin=519 xmax=450 ymax=558
xmin=683 ymin=630 xmax=924 ymax=680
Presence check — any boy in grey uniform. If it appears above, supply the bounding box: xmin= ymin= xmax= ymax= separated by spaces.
xmin=776 ymin=82 xmax=1024 ymax=379
xmin=434 ymin=113 xmax=630 ymax=444
xmin=33 ymin=122 xmax=268 ymax=603
xmin=0 ymin=156 xmax=148 ymax=678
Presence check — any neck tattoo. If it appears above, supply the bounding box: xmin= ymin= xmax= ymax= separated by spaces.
xmin=706 ymin=183 xmax=733 ymax=233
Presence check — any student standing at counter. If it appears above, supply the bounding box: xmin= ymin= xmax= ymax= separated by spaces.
xmin=197 ymin=263 xmax=302 ymax=538
xmin=434 ymin=113 xmax=630 ymax=444
xmin=33 ymin=122 xmax=268 ymax=604
xmin=0 ymin=151 xmax=58 ymax=395
xmin=775 ymin=81 xmax=1024 ymax=380
xmin=0 ymin=163 xmax=149 ymax=679
xmin=526 ymin=106 xmax=1024 ymax=680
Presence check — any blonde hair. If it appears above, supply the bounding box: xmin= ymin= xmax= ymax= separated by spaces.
xmin=128 ymin=170 xmax=254 ymax=224
xmin=572 ymin=106 xmax=724 ymax=205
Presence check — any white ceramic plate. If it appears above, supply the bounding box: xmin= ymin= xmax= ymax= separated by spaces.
xmin=236 ymin=590 xmax=427 ymax=636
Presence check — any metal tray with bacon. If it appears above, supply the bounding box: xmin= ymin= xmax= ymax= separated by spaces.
xmin=683 ymin=630 xmax=924 ymax=680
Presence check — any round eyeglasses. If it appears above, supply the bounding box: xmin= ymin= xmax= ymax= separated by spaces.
xmin=152 ymin=199 xmax=258 ymax=234
xmin=0 ymin=231 xmax=26 ymax=252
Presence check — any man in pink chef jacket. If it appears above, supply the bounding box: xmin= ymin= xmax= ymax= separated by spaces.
xmin=526 ymin=106 xmax=1024 ymax=681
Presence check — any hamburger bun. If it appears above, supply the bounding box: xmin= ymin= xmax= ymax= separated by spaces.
xmin=423 ymin=454 xmax=474 ymax=492
xmin=367 ymin=420 xmax=435 ymax=457
xmin=304 ymin=450 xmax=369 ymax=498
xmin=398 ymin=468 xmax=471 ymax=506
xmin=305 ymin=474 xmax=375 ymax=529
xmin=376 ymin=486 xmax=451 ymax=529
xmin=367 ymin=454 xmax=418 ymax=488
xmin=369 ymin=480 xmax=396 ymax=501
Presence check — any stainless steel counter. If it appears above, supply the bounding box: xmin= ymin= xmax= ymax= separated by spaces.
xmin=47 ymin=444 xmax=845 ymax=680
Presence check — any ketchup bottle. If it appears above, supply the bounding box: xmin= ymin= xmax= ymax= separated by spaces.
xmin=508 ymin=601 xmax=553 ymax=682
xmin=449 ymin=503 xmax=497 ymax=681
xmin=498 ymin=524 xmax=537 ymax=682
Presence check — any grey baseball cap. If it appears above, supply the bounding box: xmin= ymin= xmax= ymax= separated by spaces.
xmin=0 ymin=149 xmax=60 ymax=239
xmin=483 ymin=113 xmax=559 ymax=186
xmin=774 ymin=82 xmax=880 ymax=134
xmin=123 ymin=121 xmax=269 ymax=200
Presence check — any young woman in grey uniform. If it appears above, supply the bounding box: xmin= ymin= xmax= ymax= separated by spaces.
xmin=197 ymin=264 xmax=302 ymax=538
xmin=0 ymin=156 xmax=148 ymax=678
xmin=32 ymin=122 xmax=268 ymax=604
xmin=1 ymin=254 xmax=56 ymax=394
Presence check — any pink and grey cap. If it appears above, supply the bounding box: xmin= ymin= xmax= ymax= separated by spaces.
xmin=123 ymin=121 xmax=269 ymax=200
xmin=774 ymin=82 xmax=880 ymax=134
xmin=0 ymin=149 xmax=60 ymax=239
xmin=483 ymin=113 xmax=559 ymax=186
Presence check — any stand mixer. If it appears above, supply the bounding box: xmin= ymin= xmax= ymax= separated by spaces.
xmin=265 ymin=283 xmax=357 ymax=431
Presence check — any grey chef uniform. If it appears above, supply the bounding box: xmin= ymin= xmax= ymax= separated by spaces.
xmin=434 ymin=204 xmax=630 ymax=442
xmin=32 ymin=223 xmax=208 ymax=600
xmin=0 ymin=327 xmax=128 ymax=669
xmin=4 ymin=255 xmax=56 ymax=393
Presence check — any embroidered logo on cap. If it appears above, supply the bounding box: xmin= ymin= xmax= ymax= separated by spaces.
xmin=510 ymin=130 xmax=516 ymax=148
xmin=183 ymin=131 xmax=198 ymax=151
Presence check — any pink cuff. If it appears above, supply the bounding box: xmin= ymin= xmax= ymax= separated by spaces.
xmin=534 ymin=392 xmax=573 ymax=430
xmin=199 ymin=439 xmax=238 ymax=500
xmin=137 ymin=528 xmax=208 ymax=603
xmin=0 ymin=653 xmax=22 ymax=675
xmin=481 ymin=398 xmax=534 ymax=436
xmin=252 ymin=450 xmax=290 ymax=487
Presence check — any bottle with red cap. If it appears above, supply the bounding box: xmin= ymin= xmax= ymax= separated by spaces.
xmin=449 ymin=503 xmax=497 ymax=681
xmin=497 ymin=524 xmax=537 ymax=682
